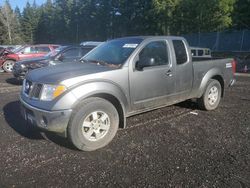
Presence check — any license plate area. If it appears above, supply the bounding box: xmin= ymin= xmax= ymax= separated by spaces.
xmin=27 ymin=113 xmax=34 ymax=124
xmin=21 ymin=105 xmax=35 ymax=125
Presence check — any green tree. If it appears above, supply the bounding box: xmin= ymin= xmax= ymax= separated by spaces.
xmin=233 ymin=0 xmax=250 ymax=29
xmin=152 ymin=0 xmax=180 ymax=35
xmin=0 ymin=1 xmax=23 ymax=44
xmin=35 ymin=0 xmax=56 ymax=43
xmin=172 ymin=0 xmax=235 ymax=35
xmin=21 ymin=1 xmax=41 ymax=43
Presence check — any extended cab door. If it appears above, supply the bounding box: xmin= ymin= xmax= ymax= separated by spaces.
xmin=172 ymin=40 xmax=193 ymax=99
xmin=129 ymin=39 xmax=176 ymax=111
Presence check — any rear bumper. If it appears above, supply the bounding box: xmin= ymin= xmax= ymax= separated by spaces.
xmin=20 ymin=97 xmax=72 ymax=137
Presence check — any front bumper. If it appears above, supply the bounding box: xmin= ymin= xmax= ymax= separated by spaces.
xmin=13 ymin=65 xmax=26 ymax=80
xmin=20 ymin=97 xmax=72 ymax=137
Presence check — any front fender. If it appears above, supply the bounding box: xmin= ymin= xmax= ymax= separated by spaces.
xmin=197 ymin=68 xmax=223 ymax=98
xmin=52 ymin=81 xmax=129 ymax=114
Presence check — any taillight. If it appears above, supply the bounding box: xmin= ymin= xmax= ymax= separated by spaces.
xmin=231 ymin=59 xmax=236 ymax=75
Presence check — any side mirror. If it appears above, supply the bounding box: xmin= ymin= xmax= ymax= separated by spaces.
xmin=136 ymin=57 xmax=155 ymax=71
xmin=56 ymin=54 xmax=64 ymax=61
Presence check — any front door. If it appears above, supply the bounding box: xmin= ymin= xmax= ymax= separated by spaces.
xmin=129 ymin=40 xmax=176 ymax=111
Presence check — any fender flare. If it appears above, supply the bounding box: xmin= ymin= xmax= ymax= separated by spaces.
xmin=197 ymin=68 xmax=224 ymax=98
xmin=52 ymin=81 xmax=130 ymax=128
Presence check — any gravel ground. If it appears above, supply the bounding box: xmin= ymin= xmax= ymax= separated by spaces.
xmin=0 ymin=73 xmax=249 ymax=187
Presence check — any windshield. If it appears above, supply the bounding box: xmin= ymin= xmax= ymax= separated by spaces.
xmin=45 ymin=46 xmax=67 ymax=58
xmin=13 ymin=45 xmax=26 ymax=53
xmin=83 ymin=38 xmax=143 ymax=67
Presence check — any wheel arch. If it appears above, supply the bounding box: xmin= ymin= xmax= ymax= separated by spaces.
xmin=88 ymin=93 xmax=126 ymax=129
xmin=211 ymin=75 xmax=224 ymax=97
xmin=56 ymin=81 xmax=130 ymax=129
xmin=4 ymin=58 xmax=16 ymax=62
xmin=197 ymin=68 xmax=224 ymax=98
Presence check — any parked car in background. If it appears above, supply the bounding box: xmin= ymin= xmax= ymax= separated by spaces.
xmin=191 ymin=47 xmax=212 ymax=58
xmin=13 ymin=43 xmax=101 ymax=80
xmin=235 ymin=54 xmax=250 ymax=73
xmin=1 ymin=44 xmax=59 ymax=73
xmin=20 ymin=36 xmax=235 ymax=151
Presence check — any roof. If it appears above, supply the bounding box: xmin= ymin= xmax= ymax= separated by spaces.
xmin=80 ymin=41 xmax=103 ymax=46
xmin=108 ymin=35 xmax=185 ymax=41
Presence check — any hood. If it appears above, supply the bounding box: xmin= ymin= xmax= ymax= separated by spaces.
xmin=26 ymin=62 xmax=115 ymax=84
xmin=18 ymin=57 xmax=48 ymax=65
xmin=6 ymin=53 xmax=18 ymax=59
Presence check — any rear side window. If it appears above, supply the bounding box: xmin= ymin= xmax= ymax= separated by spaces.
xmin=173 ymin=40 xmax=188 ymax=64
xmin=191 ymin=50 xmax=196 ymax=56
xmin=35 ymin=46 xmax=50 ymax=53
xmin=198 ymin=50 xmax=204 ymax=56
xmin=205 ymin=49 xmax=210 ymax=55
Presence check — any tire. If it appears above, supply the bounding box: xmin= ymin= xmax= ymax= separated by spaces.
xmin=197 ymin=79 xmax=222 ymax=111
xmin=3 ymin=60 xmax=15 ymax=73
xmin=67 ymin=97 xmax=119 ymax=151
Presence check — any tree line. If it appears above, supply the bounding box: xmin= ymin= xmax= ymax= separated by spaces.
xmin=0 ymin=0 xmax=249 ymax=45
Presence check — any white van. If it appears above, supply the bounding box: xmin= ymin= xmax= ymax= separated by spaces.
xmin=191 ymin=47 xmax=211 ymax=58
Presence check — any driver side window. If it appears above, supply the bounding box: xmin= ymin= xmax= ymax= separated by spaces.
xmin=22 ymin=47 xmax=36 ymax=54
xmin=138 ymin=41 xmax=169 ymax=68
xmin=63 ymin=48 xmax=80 ymax=58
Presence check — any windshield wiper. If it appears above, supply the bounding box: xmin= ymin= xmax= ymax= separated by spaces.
xmin=84 ymin=59 xmax=121 ymax=68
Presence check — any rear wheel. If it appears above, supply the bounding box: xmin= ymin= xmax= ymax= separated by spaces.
xmin=3 ymin=60 xmax=15 ymax=73
xmin=67 ymin=97 xmax=119 ymax=151
xmin=198 ymin=79 xmax=222 ymax=111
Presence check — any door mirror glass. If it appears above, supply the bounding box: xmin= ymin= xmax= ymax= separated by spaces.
xmin=136 ymin=57 xmax=155 ymax=70
xmin=56 ymin=54 xmax=64 ymax=61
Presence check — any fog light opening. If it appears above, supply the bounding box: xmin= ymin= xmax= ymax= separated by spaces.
xmin=41 ymin=116 xmax=48 ymax=127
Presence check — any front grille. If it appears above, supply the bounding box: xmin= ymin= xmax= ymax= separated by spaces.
xmin=23 ymin=80 xmax=43 ymax=99
xmin=31 ymin=84 xmax=43 ymax=98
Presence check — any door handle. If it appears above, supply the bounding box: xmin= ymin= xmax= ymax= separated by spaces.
xmin=165 ymin=70 xmax=173 ymax=77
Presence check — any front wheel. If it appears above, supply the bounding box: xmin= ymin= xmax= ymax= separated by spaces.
xmin=3 ymin=60 xmax=15 ymax=73
xmin=67 ymin=97 xmax=119 ymax=151
xmin=197 ymin=79 xmax=222 ymax=111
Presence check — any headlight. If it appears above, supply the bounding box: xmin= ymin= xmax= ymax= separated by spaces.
xmin=20 ymin=64 xmax=26 ymax=69
xmin=40 ymin=84 xmax=67 ymax=101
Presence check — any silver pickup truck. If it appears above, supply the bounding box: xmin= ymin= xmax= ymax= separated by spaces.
xmin=20 ymin=36 xmax=235 ymax=151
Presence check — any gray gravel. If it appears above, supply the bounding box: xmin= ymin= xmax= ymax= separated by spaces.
xmin=0 ymin=73 xmax=249 ymax=187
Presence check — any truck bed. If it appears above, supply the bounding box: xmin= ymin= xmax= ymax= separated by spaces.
xmin=190 ymin=58 xmax=234 ymax=98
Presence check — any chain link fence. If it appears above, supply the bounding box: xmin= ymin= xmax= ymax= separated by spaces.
xmin=183 ymin=30 xmax=250 ymax=52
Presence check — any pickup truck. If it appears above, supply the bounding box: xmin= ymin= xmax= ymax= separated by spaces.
xmin=19 ymin=36 xmax=235 ymax=151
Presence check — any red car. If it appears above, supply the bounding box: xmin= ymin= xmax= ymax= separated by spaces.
xmin=0 ymin=44 xmax=59 ymax=72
